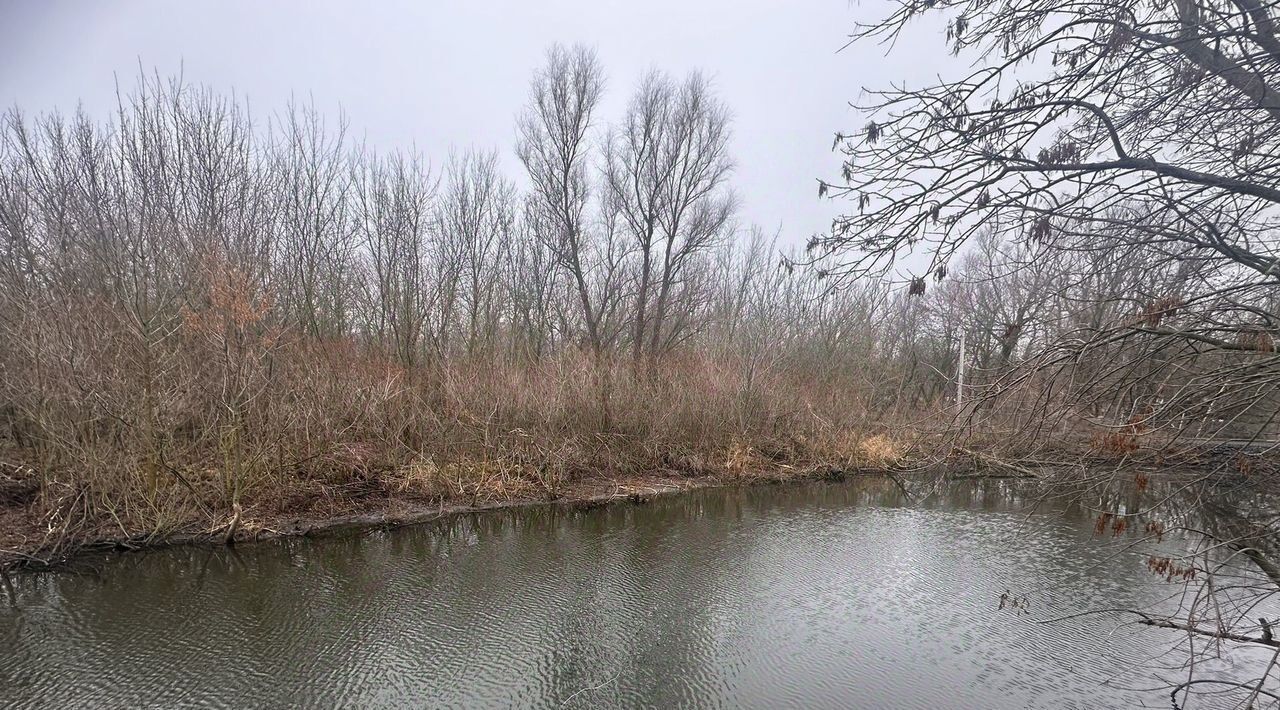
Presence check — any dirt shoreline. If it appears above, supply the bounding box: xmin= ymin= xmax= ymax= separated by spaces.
xmin=1 ymin=465 xmax=903 ymax=574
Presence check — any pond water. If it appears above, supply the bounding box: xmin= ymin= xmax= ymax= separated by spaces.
xmin=1 ymin=478 xmax=1273 ymax=709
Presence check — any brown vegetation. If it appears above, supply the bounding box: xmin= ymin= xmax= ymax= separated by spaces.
xmin=0 ymin=58 xmax=922 ymax=567
xmin=0 ymin=334 xmax=909 ymax=564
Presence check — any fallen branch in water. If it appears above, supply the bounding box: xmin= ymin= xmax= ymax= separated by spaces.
xmin=0 ymin=547 xmax=51 ymax=566
xmin=1035 ymin=608 xmax=1280 ymax=647
xmin=222 ymin=503 xmax=242 ymax=545
xmin=1169 ymin=679 xmax=1280 ymax=710
xmin=1140 ymin=617 xmax=1279 ymax=648
xmin=949 ymin=448 xmax=1040 ymax=479
xmin=559 ymin=670 xmax=621 ymax=707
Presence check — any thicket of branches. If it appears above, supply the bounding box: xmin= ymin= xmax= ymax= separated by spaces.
xmin=827 ymin=0 xmax=1280 ymax=704
xmin=823 ymin=0 xmax=1280 ymax=441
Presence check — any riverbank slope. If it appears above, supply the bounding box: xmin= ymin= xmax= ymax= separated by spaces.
xmin=0 ymin=434 xmax=910 ymax=571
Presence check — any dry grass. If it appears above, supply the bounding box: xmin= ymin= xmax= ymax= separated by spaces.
xmin=852 ymin=434 xmax=907 ymax=468
xmin=0 ymin=330 xmax=916 ymax=560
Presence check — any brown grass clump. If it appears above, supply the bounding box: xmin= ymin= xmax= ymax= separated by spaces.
xmin=804 ymin=429 xmax=908 ymax=469
xmin=854 ymin=434 xmax=907 ymax=468
xmin=723 ymin=441 xmax=762 ymax=475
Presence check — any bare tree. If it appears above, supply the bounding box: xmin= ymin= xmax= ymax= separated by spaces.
xmin=0 ymin=60 xmax=943 ymax=580
xmin=272 ymin=99 xmax=356 ymax=340
xmin=517 ymin=44 xmax=612 ymax=353
xmin=437 ymin=148 xmax=516 ymax=357
xmin=505 ymin=198 xmax=566 ymax=360
xmin=604 ymin=71 xmax=673 ymax=363
xmin=648 ymin=73 xmax=736 ymax=359
xmin=352 ymin=148 xmax=436 ymax=365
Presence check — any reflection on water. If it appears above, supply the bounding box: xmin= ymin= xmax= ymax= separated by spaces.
xmin=1 ymin=478 xmax=1272 ymax=709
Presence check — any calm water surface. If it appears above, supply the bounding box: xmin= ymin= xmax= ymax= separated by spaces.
xmin=1 ymin=479 xmax=1271 ymax=708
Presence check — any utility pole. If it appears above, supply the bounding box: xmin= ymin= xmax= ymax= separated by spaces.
xmin=957 ymin=330 xmax=966 ymax=410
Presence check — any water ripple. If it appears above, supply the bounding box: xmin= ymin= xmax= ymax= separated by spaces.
xmin=2 ymin=479 xmax=1276 ymax=709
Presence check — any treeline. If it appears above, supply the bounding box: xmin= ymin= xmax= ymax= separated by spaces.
xmin=0 ymin=48 xmax=917 ymax=541
xmin=0 ymin=50 xmax=896 ymax=373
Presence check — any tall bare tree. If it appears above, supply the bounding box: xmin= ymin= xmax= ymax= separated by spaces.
xmin=352 ymin=148 xmax=436 ymax=365
xmin=648 ymin=73 xmax=736 ymax=359
xmin=517 ymin=44 xmax=611 ymax=353
xmin=437 ymin=148 xmax=516 ymax=357
xmin=272 ymin=99 xmax=356 ymax=340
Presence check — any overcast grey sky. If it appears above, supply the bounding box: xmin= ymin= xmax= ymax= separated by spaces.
xmin=0 ymin=0 xmax=950 ymax=249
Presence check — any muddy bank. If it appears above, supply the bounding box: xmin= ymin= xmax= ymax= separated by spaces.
xmin=9 ymin=444 xmax=1253 ymax=574
xmin=0 ymin=464 xmax=900 ymax=574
